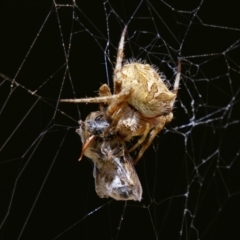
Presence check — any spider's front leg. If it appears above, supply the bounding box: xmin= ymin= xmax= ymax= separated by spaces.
xmin=107 ymin=89 xmax=132 ymax=116
xmin=102 ymin=90 xmax=132 ymax=136
xmin=99 ymin=84 xmax=112 ymax=98
xmin=98 ymin=84 xmax=112 ymax=113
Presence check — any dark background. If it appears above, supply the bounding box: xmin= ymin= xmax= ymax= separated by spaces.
xmin=0 ymin=1 xmax=240 ymax=240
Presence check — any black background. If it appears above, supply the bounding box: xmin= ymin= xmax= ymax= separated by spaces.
xmin=0 ymin=1 xmax=240 ymax=240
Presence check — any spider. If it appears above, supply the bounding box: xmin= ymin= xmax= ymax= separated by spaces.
xmin=61 ymin=26 xmax=181 ymax=164
xmin=77 ymin=111 xmax=142 ymax=201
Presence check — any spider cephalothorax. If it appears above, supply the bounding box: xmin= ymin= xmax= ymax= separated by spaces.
xmin=61 ymin=26 xmax=181 ymax=164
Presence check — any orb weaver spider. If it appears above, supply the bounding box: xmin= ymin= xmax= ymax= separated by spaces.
xmin=61 ymin=26 xmax=181 ymax=164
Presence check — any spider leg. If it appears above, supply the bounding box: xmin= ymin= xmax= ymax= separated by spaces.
xmin=128 ymin=122 xmax=150 ymax=152
xmin=60 ymin=95 xmax=116 ymax=104
xmin=60 ymin=86 xmax=129 ymax=105
xmin=168 ymin=58 xmax=181 ymax=109
xmin=114 ymin=79 xmax=122 ymax=95
xmin=99 ymin=84 xmax=112 ymax=97
xmin=98 ymin=84 xmax=112 ymax=113
xmin=172 ymin=59 xmax=181 ymax=94
xmin=103 ymin=90 xmax=132 ymax=135
xmin=107 ymin=89 xmax=132 ymax=116
xmin=113 ymin=26 xmax=127 ymax=94
xmin=133 ymin=116 xmax=166 ymax=165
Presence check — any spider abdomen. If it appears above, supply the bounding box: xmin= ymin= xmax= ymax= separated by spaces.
xmin=120 ymin=63 xmax=176 ymax=118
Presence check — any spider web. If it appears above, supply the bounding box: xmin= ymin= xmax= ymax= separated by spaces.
xmin=1 ymin=1 xmax=240 ymax=239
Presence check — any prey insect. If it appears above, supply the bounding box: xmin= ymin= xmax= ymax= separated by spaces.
xmin=77 ymin=111 xmax=142 ymax=201
xmin=61 ymin=26 xmax=181 ymax=164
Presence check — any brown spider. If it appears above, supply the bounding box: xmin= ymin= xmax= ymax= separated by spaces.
xmin=61 ymin=26 xmax=181 ymax=164
xmin=77 ymin=111 xmax=142 ymax=201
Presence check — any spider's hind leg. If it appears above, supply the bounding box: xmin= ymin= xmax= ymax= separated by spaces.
xmin=133 ymin=116 xmax=167 ymax=165
xmin=128 ymin=122 xmax=150 ymax=153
